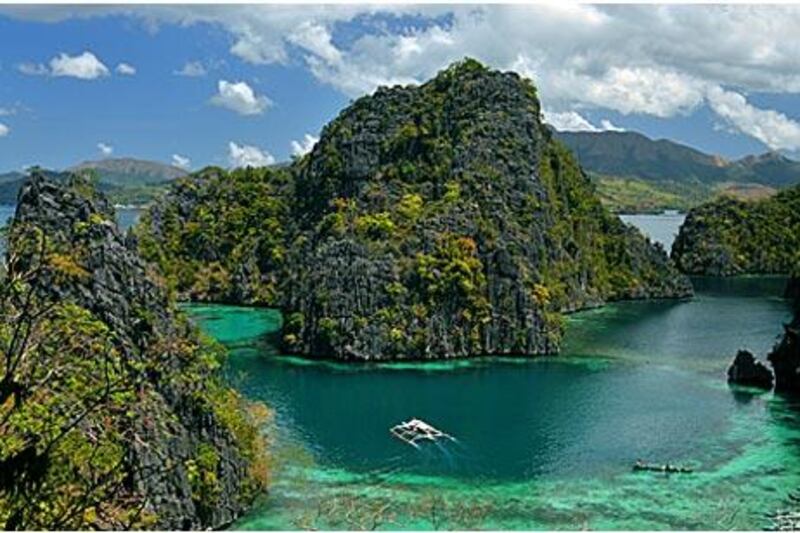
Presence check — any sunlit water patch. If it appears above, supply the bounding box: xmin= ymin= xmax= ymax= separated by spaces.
xmin=186 ymin=276 xmax=799 ymax=530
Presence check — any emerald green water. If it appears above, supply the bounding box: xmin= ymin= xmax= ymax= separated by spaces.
xmin=187 ymin=276 xmax=800 ymax=530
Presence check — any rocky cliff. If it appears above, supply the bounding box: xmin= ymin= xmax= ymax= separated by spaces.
xmin=0 ymin=172 xmax=268 ymax=529
xmin=672 ymin=186 xmax=800 ymax=275
xmin=768 ymin=277 xmax=800 ymax=394
xmin=138 ymin=59 xmax=692 ymax=361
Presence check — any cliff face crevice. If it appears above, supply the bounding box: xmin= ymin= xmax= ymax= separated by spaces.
xmin=138 ymin=59 xmax=692 ymax=361
xmin=0 ymin=173 xmax=268 ymax=530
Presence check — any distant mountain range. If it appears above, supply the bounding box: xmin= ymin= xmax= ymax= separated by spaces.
xmin=69 ymin=157 xmax=188 ymax=187
xmin=556 ymin=131 xmax=800 ymax=186
xmin=555 ymin=131 xmax=800 ymax=212
xmin=0 ymin=158 xmax=188 ymax=205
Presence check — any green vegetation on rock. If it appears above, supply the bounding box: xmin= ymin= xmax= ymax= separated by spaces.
xmin=135 ymin=166 xmax=293 ymax=304
xmin=0 ymin=173 xmax=269 ymax=529
xmin=672 ymin=185 xmax=800 ymax=275
xmin=137 ymin=59 xmax=692 ymax=361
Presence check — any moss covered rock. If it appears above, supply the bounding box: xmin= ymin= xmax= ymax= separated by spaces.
xmin=139 ymin=59 xmax=692 ymax=361
xmin=672 ymin=186 xmax=800 ymax=275
xmin=0 ymin=172 xmax=269 ymax=529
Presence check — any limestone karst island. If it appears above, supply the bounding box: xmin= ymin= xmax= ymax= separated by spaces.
xmin=2 ymin=4 xmax=800 ymax=532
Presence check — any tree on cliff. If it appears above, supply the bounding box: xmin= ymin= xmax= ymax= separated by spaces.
xmin=0 ymin=173 xmax=270 ymax=529
xmin=136 ymin=59 xmax=692 ymax=361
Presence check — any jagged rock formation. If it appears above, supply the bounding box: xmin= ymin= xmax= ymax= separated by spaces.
xmin=138 ymin=59 xmax=692 ymax=361
xmin=672 ymin=186 xmax=800 ymax=275
xmin=727 ymin=350 xmax=773 ymax=389
xmin=724 ymin=277 xmax=800 ymax=395
xmin=0 ymin=172 xmax=268 ymax=529
xmin=768 ymin=278 xmax=800 ymax=394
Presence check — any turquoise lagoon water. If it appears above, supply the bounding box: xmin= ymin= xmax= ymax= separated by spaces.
xmin=186 ymin=274 xmax=800 ymax=530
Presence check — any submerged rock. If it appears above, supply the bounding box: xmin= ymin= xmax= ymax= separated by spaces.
xmin=0 ymin=172 xmax=268 ymax=529
xmin=727 ymin=349 xmax=773 ymax=390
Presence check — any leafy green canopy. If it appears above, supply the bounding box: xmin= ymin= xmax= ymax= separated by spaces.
xmin=673 ymin=185 xmax=800 ymax=276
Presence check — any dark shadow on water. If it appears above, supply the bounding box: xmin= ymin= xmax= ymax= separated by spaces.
xmin=728 ymin=384 xmax=770 ymax=405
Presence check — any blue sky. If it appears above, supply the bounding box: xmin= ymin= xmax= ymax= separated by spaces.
xmin=1 ymin=5 xmax=799 ymax=172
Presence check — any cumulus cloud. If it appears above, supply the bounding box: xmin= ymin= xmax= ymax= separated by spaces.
xmin=706 ymin=86 xmax=800 ymax=152
xmin=97 ymin=142 xmax=113 ymax=156
xmin=115 ymin=62 xmax=136 ymax=75
xmin=7 ymin=5 xmax=800 ymax=150
xmin=544 ymin=111 xmax=626 ymax=133
xmin=210 ymin=80 xmax=271 ymax=116
xmin=290 ymin=133 xmax=319 ymax=157
xmin=172 ymin=153 xmax=191 ymax=169
xmin=174 ymin=60 xmax=207 ymax=77
xmin=0 ymin=123 xmax=9 ymax=137
xmin=50 ymin=51 xmax=109 ymax=79
xmin=228 ymin=141 xmax=275 ymax=168
xmin=544 ymin=111 xmax=599 ymax=132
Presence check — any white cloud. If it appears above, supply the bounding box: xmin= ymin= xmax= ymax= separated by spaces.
xmin=18 ymin=62 xmax=48 ymax=76
xmin=0 ymin=108 xmax=13 ymax=117
xmin=0 ymin=123 xmax=9 ymax=137
xmin=97 ymin=142 xmax=113 ymax=156
xmin=8 ymin=5 xmax=800 ymax=151
xmin=50 ymin=51 xmax=109 ymax=79
xmin=115 ymin=62 xmax=136 ymax=75
xmin=544 ymin=111 xmax=627 ymax=133
xmin=228 ymin=141 xmax=275 ymax=168
xmin=600 ymin=119 xmax=625 ymax=132
xmin=172 ymin=153 xmax=191 ymax=169
xmin=544 ymin=111 xmax=599 ymax=132
xmin=706 ymin=86 xmax=800 ymax=152
xmin=290 ymin=133 xmax=319 ymax=157
xmin=210 ymin=80 xmax=271 ymax=116
xmin=174 ymin=60 xmax=207 ymax=77
xmin=289 ymin=22 xmax=342 ymax=65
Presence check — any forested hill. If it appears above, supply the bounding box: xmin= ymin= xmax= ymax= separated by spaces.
xmin=555 ymin=130 xmax=800 ymax=213
xmin=136 ymin=58 xmax=692 ymax=362
xmin=556 ymin=130 xmax=800 ymax=186
xmin=672 ymin=184 xmax=800 ymax=275
xmin=69 ymin=157 xmax=188 ymax=187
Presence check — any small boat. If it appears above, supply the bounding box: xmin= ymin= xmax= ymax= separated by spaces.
xmin=390 ymin=418 xmax=455 ymax=448
xmin=633 ymin=461 xmax=693 ymax=474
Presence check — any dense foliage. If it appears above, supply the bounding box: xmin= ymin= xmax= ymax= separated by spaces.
xmin=672 ymin=185 xmax=800 ymax=275
xmin=138 ymin=59 xmax=691 ymax=360
xmin=0 ymin=173 xmax=269 ymax=529
xmin=135 ymin=166 xmax=293 ymax=303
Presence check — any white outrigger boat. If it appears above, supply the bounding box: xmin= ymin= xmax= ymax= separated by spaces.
xmin=390 ymin=418 xmax=456 ymax=448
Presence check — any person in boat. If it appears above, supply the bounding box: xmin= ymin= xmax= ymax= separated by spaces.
xmin=635 ymin=459 xmax=645 ymax=469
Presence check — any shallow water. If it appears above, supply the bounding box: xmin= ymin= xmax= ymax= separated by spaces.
xmin=186 ymin=275 xmax=800 ymax=530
